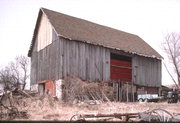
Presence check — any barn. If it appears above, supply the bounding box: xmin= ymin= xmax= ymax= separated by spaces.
xmin=28 ymin=8 xmax=162 ymax=101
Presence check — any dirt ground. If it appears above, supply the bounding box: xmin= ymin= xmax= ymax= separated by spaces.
xmin=14 ymin=96 xmax=180 ymax=121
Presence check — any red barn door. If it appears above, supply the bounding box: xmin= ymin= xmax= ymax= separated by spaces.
xmin=110 ymin=54 xmax=132 ymax=82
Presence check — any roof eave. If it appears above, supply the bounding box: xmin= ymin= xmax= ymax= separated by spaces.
xmin=58 ymin=35 xmax=163 ymax=60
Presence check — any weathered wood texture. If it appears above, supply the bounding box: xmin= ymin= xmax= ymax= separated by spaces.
xmin=31 ymin=37 xmax=161 ymax=88
xmin=37 ymin=13 xmax=53 ymax=51
xmin=132 ymin=55 xmax=161 ymax=87
xmin=58 ymin=38 xmax=111 ymax=81
xmin=30 ymin=37 xmax=38 ymax=85
xmin=30 ymin=37 xmax=111 ymax=84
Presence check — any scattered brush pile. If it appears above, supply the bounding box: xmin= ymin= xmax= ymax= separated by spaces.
xmin=0 ymin=88 xmax=62 ymax=120
xmin=0 ymin=75 xmax=115 ymax=120
xmin=0 ymin=88 xmax=38 ymax=120
xmin=63 ymin=75 xmax=114 ymax=104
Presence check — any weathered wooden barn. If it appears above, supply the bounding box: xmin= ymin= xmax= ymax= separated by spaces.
xmin=28 ymin=8 xmax=162 ymax=101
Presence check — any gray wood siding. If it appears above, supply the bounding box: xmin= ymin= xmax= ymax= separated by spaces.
xmin=59 ymin=37 xmax=110 ymax=81
xmin=132 ymin=55 xmax=161 ymax=87
xmin=30 ymin=37 xmax=38 ymax=85
xmin=30 ymin=37 xmax=110 ymax=84
xmin=30 ymin=37 xmax=161 ymax=87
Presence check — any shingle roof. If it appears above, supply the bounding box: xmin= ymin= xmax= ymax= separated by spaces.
xmin=28 ymin=8 xmax=162 ymax=59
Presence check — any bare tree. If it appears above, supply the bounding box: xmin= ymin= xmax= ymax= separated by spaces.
xmin=9 ymin=61 xmax=21 ymax=87
xmin=0 ymin=55 xmax=30 ymax=90
xmin=163 ymin=32 xmax=180 ymax=87
xmin=15 ymin=56 xmax=30 ymax=90
xmin=0 ymin=66 xmax=16 ymax=90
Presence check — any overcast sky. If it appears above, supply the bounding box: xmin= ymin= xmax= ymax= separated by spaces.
xmin=0 ymin=0 xmax=180 ymax=85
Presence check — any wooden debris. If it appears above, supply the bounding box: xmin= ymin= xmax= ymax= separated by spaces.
xmin=70 ymin=112 xmax=139 ymax=121
xmin=70 ymin=108 xmax=180 ymax=122
xmin=17 ymin=90 xmax=32 ymax=98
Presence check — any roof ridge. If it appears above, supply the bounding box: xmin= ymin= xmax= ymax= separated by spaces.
xmin=41 ymin=7 xmax=140 ymax=37
xmin=28 ymin=8 xmax=162 ymax=59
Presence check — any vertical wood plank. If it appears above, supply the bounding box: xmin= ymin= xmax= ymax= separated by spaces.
xmin=59 ymin=38 xmax=63 ymax=78
xmin=105 ymin=49 xmax=110 ymax=81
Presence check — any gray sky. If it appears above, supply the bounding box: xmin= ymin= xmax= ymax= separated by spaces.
xmin=0 ymin=0 xmax=180 ymax=85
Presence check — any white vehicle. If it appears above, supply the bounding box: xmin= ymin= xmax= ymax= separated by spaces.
xmin=138 ymin=94 xmax=159 ymax=102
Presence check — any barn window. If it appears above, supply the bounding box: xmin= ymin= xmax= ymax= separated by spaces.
xmin=110 ymin=53 xmax=132 ymax=82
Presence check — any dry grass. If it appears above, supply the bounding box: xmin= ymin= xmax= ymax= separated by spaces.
xmin=12 ymin=76 xmax=180 ymax=121
xmin=14 ymin=96 xmax=180 ymax=121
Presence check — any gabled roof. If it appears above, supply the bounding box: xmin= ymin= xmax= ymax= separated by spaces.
xmin=28 ymin=8 xmax=162 ymax=59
